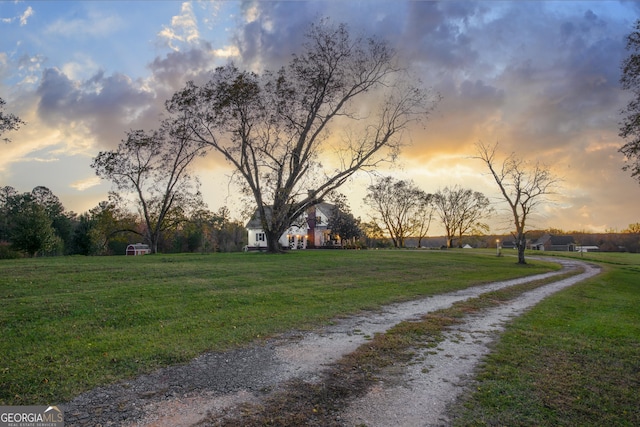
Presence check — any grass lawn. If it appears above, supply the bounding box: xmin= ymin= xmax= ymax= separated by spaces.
xmin=0 ymin=249 xmax=555 ymax=405
xmin=453 ymin=251 xmax=640 ymax=426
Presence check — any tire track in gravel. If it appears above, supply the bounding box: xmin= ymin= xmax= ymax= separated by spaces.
xmin=62 ymin=257 xmax=598 ymax=427
xmin=340 ymin=259 xmax=600 ymax=426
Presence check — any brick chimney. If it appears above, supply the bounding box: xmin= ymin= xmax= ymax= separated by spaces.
xmin=306 ymin=206 xmax=317 ymax=248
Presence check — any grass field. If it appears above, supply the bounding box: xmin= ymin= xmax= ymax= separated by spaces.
xmin=0 ymin=250 xmax=556 ymax=405
xmin=453 ymin=251 xmax=640 ymax=426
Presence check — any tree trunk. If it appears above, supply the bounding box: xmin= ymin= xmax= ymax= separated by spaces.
xmin=147 ymin=230 xmax=159 ymax=254
xmin=265 ymin=230 xmax=284 ymax=253
xmin=516 ymin=235 xmax=527 ymax=264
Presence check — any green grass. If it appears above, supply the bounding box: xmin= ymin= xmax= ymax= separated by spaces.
xmin=453 ymin=252 xmax=640 ymax=426
xmin=0 ymin=250 xmax=555 ymax=405
xmin=201 ymin=267 xmax=587 ymax=427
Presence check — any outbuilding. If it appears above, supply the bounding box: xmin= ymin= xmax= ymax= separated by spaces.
xmin=531 ymin=234 xmax=576 ymax=252
xmin=126 ymin=243 xmax=151 ymax=256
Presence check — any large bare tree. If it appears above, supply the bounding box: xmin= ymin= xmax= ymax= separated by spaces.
xmin=92 ymin=115 xmax=208 ymax=253
xmin=475 ymin=142 xmax=559 ymax=264
xmin=167 ymin=20 xmax=438 ymax=252
xmin=619 ymin=19 xmax=640 ymax=184
xmin=433 ymin=186 xmax=492 ymax=248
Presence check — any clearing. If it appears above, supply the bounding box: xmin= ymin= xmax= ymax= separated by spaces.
xmin=62 ymin=257 xmax=598 ymax=426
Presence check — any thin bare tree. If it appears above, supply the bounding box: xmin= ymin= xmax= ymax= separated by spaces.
xmin=475 ymin=142 xmax=559 ymax=264
xmin=92 ymin=114 xmax=208 ymax=253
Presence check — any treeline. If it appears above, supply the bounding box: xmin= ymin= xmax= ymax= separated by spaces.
xmin=404 ymin=229 xmax=640 ymax=253
xmin=0 ymin=186 xmax=246 ymax=258
xmin=460 ymin=230 xmax=640 ymax=253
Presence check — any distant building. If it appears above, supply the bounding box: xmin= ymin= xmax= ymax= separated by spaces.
xmin=126 ymin=243 xmax=151 ymax=256
xmin=500 ymin=240 xmax=518 ymax=250
xmin=575 ymin=245 xmax=600 ymax=252
xmin=531 ymin=234 xmax=576 ymax=252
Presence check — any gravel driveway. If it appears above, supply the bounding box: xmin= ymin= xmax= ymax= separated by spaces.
xmin=62 ymin=257 xmax=599 ymax=426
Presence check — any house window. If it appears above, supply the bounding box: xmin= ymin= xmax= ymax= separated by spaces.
xmin=256 ymin=232 xmax=265 ymax=242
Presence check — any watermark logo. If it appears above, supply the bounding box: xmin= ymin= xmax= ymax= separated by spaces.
xmin=0 ymin=406 xmax=64 ymax=427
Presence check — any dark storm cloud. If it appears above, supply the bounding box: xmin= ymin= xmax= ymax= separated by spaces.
xmin=495 ymin=6 xmax=629 ymax=158
xmin=401 ymin=1 xmax=485 ymax=69
xmin=36 ymin=67 xmax=155 ymax=148
xmin=31 ymin=1 xmax=628 ymax=162
xmin=148 ymin=46 xmax=216 ymax=89
xmin=232 ymin=1 xmax=320 ymax=70
xmin=231 ymin=1 xmax=409 ymax=71
xmin=226 ymin=2 xmax=632 ymax=156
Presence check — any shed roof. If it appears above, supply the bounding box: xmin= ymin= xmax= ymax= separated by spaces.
xmin=127 ymin=243 xmax=150 ymax=249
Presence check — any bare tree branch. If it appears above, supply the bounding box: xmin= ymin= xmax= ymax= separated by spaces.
xmin=167 ymin=20 xmax=438 ymax=252
xmin=474 ymin=141 xmax=559 ymax=264
xmin=91 ymin=118 xmax=207 ymax=253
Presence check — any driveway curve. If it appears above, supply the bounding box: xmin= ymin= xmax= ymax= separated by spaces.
xmin=62 ymin=257 xmax=600 ymax=427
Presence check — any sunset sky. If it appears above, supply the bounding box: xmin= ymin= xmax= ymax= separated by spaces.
xmin=1 ymin=0 xmax=639 ymax=235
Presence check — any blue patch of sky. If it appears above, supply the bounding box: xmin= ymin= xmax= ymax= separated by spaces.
xmin=1 ymin=1 xmax=236 ymax=85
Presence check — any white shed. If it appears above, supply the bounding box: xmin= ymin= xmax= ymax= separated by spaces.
xmin=126 ymin=243 xmax=151 ymax=256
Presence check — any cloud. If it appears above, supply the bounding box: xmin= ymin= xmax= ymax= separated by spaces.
xmin=1 ymin=5 xmax=33 ymax=26
xmin=158 ymin=2 xmax=200 ymax=51
xmin=402 ymin=1 xmax=485 ymax=70
xmin=2 ymin=1 xmax=639 ymax=228
xmin=60 ymin=55 xmax=100 ymax=81
xmin=70 ymin=176 xmax=101 ymax=191
xmin=44 ymin=7 xmax=124 ymax=39
xmin=35 ymin=67 xmax=156 ymax=150
xmin=213 ymin=45 xmax=240 ymax=58
xmin=45 ymin=10 xmax=123 ymax=38
xmin=20 ymin=6 xmax=33 ymax=26
xmin=13 ymin=53 xmax=46 ymax=86
xmin=14 ymin=156 xmax=60 ymax=164
xmin=230 ymin=1 xmax=322 ymax=70
xmin=147 ymin=47 xmax=217 ymax=91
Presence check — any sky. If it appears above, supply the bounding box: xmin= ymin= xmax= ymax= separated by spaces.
xmin=1 ymin=0 xmax=639 ymax=236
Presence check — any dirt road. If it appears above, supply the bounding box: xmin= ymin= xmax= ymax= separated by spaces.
xmin=63 ymin=257 xmax=599 ymax=426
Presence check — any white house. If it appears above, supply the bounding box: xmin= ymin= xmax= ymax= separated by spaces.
xmin=246 ymin=203 xmax=337 ymax=250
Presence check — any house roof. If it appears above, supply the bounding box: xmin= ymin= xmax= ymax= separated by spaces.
xmin=127 ymin=243 xmax=149 ymax=249
xmin=246 ymin=206 xmax=273 ymax=229
xmin=533 ymin=234 xmax=575 ymax=246
xmin=314 ymin=202 xmax=336 ymax=215
xmin=246 ymin=202 xmax=336 ymax=229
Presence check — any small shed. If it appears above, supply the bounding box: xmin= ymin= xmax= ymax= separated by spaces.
xmin=126 ymin=243 xmax=151 ymax=256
